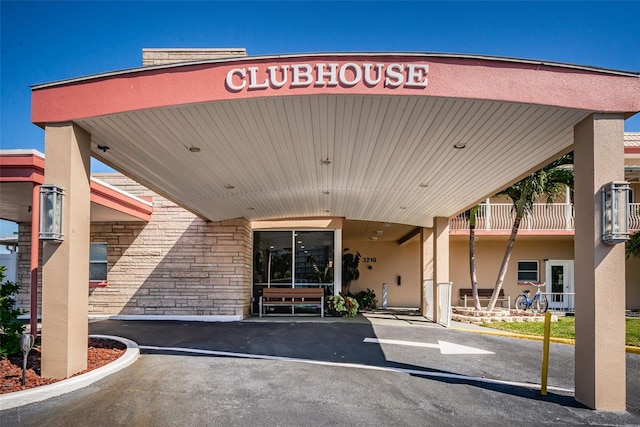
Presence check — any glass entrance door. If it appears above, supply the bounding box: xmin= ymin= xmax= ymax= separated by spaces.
xmin=545 ymin=260 xmax=574 ymax=310
xmin=252 ymin=230 xmax=334 ymax=314
xmin=253 ymin=231 xmax=292 ymax=314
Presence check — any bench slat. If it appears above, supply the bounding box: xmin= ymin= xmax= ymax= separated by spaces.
xmin=262 ymin=288 xmax=323 ymax=297
xmin=259 ymin=287 xmax=325 ymax=318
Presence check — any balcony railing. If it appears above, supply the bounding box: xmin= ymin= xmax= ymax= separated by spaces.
xmin=631 ymin=202 xmax=640 ymax=231
xmin=450 ymin=202 xmax=640 ymax=232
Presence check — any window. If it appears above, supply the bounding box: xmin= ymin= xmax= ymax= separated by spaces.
xmin=517 ymin=260 xmax=539 ymax=283
xmin=90 ymin=243 xmax=108 ymax=283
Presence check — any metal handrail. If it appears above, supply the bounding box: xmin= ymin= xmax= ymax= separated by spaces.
xmin=540 ymin=292 xmax=575 ymax=312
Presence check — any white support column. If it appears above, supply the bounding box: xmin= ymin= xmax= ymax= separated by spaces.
xmin=41 ymin=123 xmax=91 ymax=379
xmin=334 ymin=228 xmax=342 ymax=295
xmin=420 ymin=227 xmax=434 ymax=317
xmin=433 ymin=217 xmax=450 ymax=324
xmin=573 ymin=113 xmax=626 ymax=411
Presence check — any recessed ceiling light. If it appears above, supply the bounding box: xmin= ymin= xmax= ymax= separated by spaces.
xmin=189 ymin=146 xmax=201 ymax=152
xmin=370 ymin=236 xmax=378 ymax=241
xmin=419 ymin=183 xmax=428 ymax=188
xmin=400 ymin=206 xmax=407 ymax=210
xmin=453 ymin=142 xmax=466 ymax=149
xmin=375 ymin=230 xmax=383 ymax=235
xmin=323 ymin=209 xmax=330 ymax=213
xmin=383 ymin=222 xmax=392 ymax=227
xmin=224 ymin=184 xmax=235 ymax=189
xmin=320 ymin=158 xmax=331 ymax=165
xmin=247 ymin=207 xmax=255 ymax=210
xmin=322 ymin=191 xmax=330 ymax=195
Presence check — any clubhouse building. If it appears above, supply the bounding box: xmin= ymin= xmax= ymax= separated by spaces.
xmin=1 ymin=49 xmax=639 ymax=410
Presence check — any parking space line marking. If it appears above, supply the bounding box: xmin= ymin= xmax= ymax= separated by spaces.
xmin=139 ymin=345 xmax=573 ymax=394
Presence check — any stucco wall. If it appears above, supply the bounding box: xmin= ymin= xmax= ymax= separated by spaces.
xmin=449 ymin=237 xmax=575 ymax=306
xmin=343 ymin=239 xmax=420 ymax=308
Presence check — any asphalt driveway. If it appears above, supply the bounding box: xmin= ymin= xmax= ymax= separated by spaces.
xmin=1 ymin=317 xmax=639 ymax=426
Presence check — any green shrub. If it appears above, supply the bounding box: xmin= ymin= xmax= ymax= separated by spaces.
xmin=326 ymin=295 xmax=359 ymax=318
xmin=353 ymin=288 xmax=378 ymax=310
xmin=0 ymin=265 xmax=25 ymax=358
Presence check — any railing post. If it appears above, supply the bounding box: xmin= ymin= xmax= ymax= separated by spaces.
xmin=485 ymin=199 xmax=492 ymax=231
xmin=564 ymin=203 xmax=572 ymax=230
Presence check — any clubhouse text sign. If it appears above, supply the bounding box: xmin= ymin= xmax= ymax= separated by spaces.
xmin=225 ymin=62 xmax=429 ymax=92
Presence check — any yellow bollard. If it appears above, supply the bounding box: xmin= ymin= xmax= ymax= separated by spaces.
xmin=540 ymin=311 xmax=552 ymax=395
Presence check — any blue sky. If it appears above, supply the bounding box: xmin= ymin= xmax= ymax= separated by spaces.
xmin=1 ymin=0 xmax=639 ymax=238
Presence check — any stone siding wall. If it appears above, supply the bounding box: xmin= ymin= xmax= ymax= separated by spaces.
xmin=16 ymin=174 xmax=252 ymax=318
xmin=16 ymin=225 xmax=42 ymax=315
xmin=142 ymin=48 xmax=247 ymax=66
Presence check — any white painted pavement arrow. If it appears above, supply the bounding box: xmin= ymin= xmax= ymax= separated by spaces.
xmin=363 ymin=337 xmax=494 ymax=355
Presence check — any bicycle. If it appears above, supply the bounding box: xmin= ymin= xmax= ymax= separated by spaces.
xmin=514 ymin=282 xmax=548 ymax=313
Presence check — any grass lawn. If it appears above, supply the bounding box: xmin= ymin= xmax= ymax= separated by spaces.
xmin=480 ymin=316 xmax=640 ymax=347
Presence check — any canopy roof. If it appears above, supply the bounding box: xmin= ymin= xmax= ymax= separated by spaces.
xmin=31 ymin=53 xmax=640 ymax=227
xmin=0 ymin=150 xmax=152 ymax=223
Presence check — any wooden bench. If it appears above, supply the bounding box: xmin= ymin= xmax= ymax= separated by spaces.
xmin=259 ymin=287 xmax=325 ymax=317
xmin=459 ymin=288 xmax=511 ymax=309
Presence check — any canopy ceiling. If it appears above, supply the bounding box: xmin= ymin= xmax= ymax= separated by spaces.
xmin=31 ymin=53 xmax=640 ymax=228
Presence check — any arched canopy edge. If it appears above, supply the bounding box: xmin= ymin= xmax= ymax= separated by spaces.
xmin=31 ymin=51 xmax=640 ymax=90
xmin=32 ymin=53 xmax=640 ymax=126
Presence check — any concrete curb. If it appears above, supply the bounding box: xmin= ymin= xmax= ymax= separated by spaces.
xmin=451 ymin=327 xmax=640 ymax=353
xmin=0 ymin=335 xmax=139 ymax=410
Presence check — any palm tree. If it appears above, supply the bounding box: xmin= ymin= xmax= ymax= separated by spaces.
xmin=627 ymin=232 xmax=640 ymax=259
xmin=466 ymin=205 xmax=483 ymax=310
xmin=486 ymin=153 xmax=574 ymax=311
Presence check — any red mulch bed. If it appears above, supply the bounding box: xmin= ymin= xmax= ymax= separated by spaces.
xmin=1 ymin=338 xmax=126 ymax=394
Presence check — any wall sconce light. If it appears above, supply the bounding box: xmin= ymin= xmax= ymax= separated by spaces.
xmin=39 ymin=185 xmax=64 ymax=242
xmin=601 ymin=181 xmax=630 ymax=245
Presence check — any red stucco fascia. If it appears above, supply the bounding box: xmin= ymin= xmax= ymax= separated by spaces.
xmin=89 ymin=180 xmax=152 ymax=222
xmin=0 ymin=153 xmax=152 ymax=222
xmin=31 ymin=54 xmax=640 ymax=125
xmin=0 ymin=154 xmax=45 ymax=183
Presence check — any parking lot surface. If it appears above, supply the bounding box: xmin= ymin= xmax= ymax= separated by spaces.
xmin=1 ymin=316 xmax=639 ymax=426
